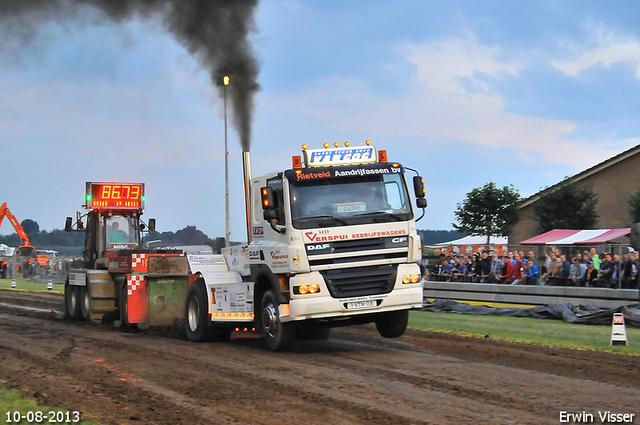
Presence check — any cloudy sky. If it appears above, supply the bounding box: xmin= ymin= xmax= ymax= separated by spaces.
xmin=2 ymin=1 xmax=640 ymax=242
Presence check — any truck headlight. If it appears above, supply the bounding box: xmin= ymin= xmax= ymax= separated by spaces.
xmin=402 ymin=274 xmax=420 ymax=284
xmin=294 ymin=284 xmax=320 ymax=295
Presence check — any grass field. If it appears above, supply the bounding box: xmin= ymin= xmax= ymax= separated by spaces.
xmin=409 ymin=310 xmax=640 ymax=355
xmin=0 ymin=278 xmax=63 ymax=294
xmin=0 ymin=382 xmax=98 ymax=425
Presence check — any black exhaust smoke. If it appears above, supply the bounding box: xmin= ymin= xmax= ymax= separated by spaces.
xmin=0 ymin=0 xmax=259 ymax=152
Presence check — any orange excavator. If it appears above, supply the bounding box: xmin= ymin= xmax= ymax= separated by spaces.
xmin=0 ymin=202 xmax=38 ymax=278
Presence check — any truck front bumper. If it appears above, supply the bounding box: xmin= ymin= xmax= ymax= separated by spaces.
xmin=283 ymin=263 xmax=424 ymax=322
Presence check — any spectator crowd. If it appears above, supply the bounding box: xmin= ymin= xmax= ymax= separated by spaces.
xmin=424 ymin=247 xmax=639 ymax=289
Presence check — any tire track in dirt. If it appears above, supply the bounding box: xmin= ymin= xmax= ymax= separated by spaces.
xmin=0 ymin=290 xmax=639 ymax=424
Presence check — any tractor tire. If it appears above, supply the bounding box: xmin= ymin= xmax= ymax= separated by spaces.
xmin=184 ymin=280 xmax=212 ymax=342
xmin=65 ymin=282 xmax=82 ymax=321
xmin=261 ymin=290 xmax=295 ymax=350
xmin=374 ymin=309 xmax=409 ymax=338
xmin=120 ymin=284 xmax=131 ymax=327
xmin=80 ymin=284 xmax=91 ymax=322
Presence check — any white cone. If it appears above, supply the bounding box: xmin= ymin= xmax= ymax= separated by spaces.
xmin=611 ymin=313 xmax=628 ymax=346
xmin=47 ymin=279 xmax=53 ymax=290
xmin=10 ymin=279 xmax=16 ymax=288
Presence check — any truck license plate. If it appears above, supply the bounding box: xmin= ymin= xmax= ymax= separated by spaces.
xmin=346 ymin=300 xmax=377 ymax=310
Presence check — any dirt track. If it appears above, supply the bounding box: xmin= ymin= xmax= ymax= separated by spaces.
xmin=0 ymin=288 xmax=639 ymax=425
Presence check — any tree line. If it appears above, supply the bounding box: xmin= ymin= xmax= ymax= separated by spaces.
xmin=0 ymin=221 xmax=219 ymax=255
xmin=1 ymin=218 xmax=463 ymax=255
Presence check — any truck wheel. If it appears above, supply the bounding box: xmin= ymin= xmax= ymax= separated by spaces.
xmin=80 ymin=285 xmax=91 ymax=321
xmin=375 ymin=310 xmax=409 ymax=338
xmin=261 ymin=290 xmax=295 ymax=350
xmin=185 ymin=280 xmax=211 ymax=342
xmin=65 ymin=282 xmax=81 ymax=321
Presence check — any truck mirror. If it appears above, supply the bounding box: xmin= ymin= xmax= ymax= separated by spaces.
xmin=260 ymin=187 xmax=276 ymax=210
xmin=263 ymin=209 xmax=279 ymax=221
xmin=413 ymin=176 xmax=426 ymax=199
xmin=631 ymin=223 xmax=640 ymax=251
xmin=148 ymin=218 xmax=156 ymax=233
xmin=65 ymin=217 xmax=73 ymax=232
xmin=416 ymin=198 xmax=427 ymax=209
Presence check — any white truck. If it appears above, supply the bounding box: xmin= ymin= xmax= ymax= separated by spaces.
xmin=186 ymin=141 xmax=427 ymax=350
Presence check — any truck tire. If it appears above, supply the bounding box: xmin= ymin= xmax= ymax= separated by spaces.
xmin=375 ymin=309 xmax=409 ymax=338
xmin=80 ymin=284 xmax=91 ymax=321
xmin=185 ymin=280 xmax=211 ymax=342
xmin=261 ymin=290 xmax=295 ymax=350
xmin=65 ymin=282 xmax=82 ymax=321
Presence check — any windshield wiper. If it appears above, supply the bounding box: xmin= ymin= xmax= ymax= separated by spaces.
xmin=353 ymin=211 xmax=404 ymax=221
xmin=297 ymin=215 xmax=349 ymax=226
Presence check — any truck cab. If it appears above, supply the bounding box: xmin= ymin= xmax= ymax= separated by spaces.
xmin=215 ymin=142 xmax=426 ymax=349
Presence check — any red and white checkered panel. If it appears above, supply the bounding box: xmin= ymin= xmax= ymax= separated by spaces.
xmin=126 ymin=274 xmax=148 ymax=324
xmin=613 ymin=315 xmax=625 ymax=324
xmin=131 ymin=253 xmax=148 ymax=272
xmin=127 ymin=274 xmax=146 ymax=295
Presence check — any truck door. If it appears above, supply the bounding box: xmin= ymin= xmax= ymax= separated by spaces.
xmin=267 ymin=177 xmax=285 ymax=227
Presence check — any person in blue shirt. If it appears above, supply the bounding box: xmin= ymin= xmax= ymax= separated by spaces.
xmin=452 ymin=258 xmax=470 ymax=282
xmin=439 ymin=259 xmax=453 ymax=281
xmin=524 ymin=259 xmax=540 ymax=285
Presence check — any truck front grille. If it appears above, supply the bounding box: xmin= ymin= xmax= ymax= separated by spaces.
xmin=306 ymin=236 xmax=409 ymax=268
xmin=320 ymin=264 xmax=396 ymax=298
xmin=309 ymin=252 xmax=406 ymax=267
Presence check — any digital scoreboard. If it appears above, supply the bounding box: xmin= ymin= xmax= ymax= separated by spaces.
xmin=85 ymin=182 xmax=145 ymax=210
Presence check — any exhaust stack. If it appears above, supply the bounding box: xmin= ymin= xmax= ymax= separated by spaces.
xmin=242 ymin=151 xmax=252 ymax=244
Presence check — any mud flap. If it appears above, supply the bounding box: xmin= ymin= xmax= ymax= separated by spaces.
xmin=147 ymin=277 xmax=189 ymax=326
xmin=126 ymin=275 xmax=148 ymax=324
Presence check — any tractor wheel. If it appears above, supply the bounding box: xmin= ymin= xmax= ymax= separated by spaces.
xmin=65 ymin=281 xmax=82 ymax=321
xmin=80 ymin=284 xmax=91 ymax=321
xmin=120 ymin=284 xmax=131 ymax=327
xmin=374 ymin=309 xmax=409 ymax=338
xmin=261 ymin=290 xmax=295 ymax=350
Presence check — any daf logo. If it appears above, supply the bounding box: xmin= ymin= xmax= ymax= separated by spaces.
xmin=392 ymin=237 xmax=408 ymax=244
xmin=307 ymin=243 xmax=331 ymax=251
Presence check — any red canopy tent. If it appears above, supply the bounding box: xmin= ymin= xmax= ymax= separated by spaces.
xmin=521 ymin=228 xmax=630 ymax=245
xmin=520 ymin=229 xmax=632 ymax=288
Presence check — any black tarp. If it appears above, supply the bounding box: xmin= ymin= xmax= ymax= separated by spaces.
xmin=422 ymin=299 xmax=640 ymax=328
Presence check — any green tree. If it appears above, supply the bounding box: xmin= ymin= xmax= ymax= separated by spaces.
xmin=453 ymin=182 xmax=521 ymax=245
xmin=533 ymin=183 xmax=599 ymax=233
xmin=628 ymin=184 xmax=640 ymax=223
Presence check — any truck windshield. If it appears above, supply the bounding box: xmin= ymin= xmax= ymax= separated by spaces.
xmin=105 ymin=214 xmax=139 ymax=250
xmin=287 ymin=167 xmax=413 ymax=229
